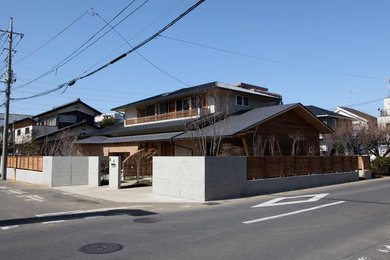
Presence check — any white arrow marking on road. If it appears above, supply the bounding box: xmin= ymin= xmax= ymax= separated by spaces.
xmin=243 ymin=201 xmax=345 ymax=224
xmin=252 ymin=193 xmax=329 ymax=208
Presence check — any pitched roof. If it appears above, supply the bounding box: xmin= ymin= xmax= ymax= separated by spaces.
xmin=76 ymin=131 xmax=182 ymax=144
xmin=87 ymin=118 xmax=191 ymax=137
xmin=33 ymin=98 xmax=102 ymax=119
xmin=36 ymin=120 xmax=98 ymax=139
xmin=305 ymin=105 xmax=351 ymax=119
xmin=336 ymin=106 xmax=376 ymax=122
xmin=176 ymin=103 xmax=332 ymax=139
xmin=112 ymin=81 xmax=282 ymax=111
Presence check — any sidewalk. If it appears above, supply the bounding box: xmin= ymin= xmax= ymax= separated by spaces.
xmin=53 ymin=185 xmax=199 ymax=203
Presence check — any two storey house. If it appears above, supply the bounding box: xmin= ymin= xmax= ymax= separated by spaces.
xmin=77 ymin=81 xmax=332 ymax=163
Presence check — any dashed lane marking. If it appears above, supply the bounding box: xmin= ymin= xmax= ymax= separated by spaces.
xmin=84 ymin=216 xmax=105 ymax=220
xmin=243 ymin=201 xmax=346 ymax=224
xmin=17 ymin=195 xmax=44 ymax=202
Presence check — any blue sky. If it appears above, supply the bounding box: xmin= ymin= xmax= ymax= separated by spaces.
xmin=0 ymin=0 xmax=389 ymax=117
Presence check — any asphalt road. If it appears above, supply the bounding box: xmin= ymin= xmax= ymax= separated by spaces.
xmin=0 ymin=178 xmax=389 ymax=260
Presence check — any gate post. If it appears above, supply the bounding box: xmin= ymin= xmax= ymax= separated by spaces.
xmin=109 ymin=156 xmax=122 ymax=189
xmin=88 ymin=156 xmax=101 ymax=187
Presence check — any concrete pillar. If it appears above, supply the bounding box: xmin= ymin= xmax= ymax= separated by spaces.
xmin=109 ymin=156 xmax=121 ymax=189
xmin=88 ymin=156 xmax=101 ymax=187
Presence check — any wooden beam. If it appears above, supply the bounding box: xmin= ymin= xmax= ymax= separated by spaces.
xmin=241 ymin=136 xmax=250 ymax=157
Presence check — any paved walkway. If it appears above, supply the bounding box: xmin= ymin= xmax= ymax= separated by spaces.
xmin=53 ymin=185 xmax=198 ymax=203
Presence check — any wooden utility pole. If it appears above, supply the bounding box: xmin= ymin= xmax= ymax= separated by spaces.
xmin=0 ymin=18 xmax=23 ymax=180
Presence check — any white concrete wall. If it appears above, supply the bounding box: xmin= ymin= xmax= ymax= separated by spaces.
xmin=5 ymin=156 xmax=100 ymax=187
xmin=153 ymin=157 xmax=206 ymax=201
xmin=153 ymin=156 xmax=360 ymax=201
xmin=6 ymin=168 xmax=50 ymax=186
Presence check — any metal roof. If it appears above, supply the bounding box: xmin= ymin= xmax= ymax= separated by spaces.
xmin=76 ymin=131 xmax=182 ymax=144
xmin=88 ymin=118 xmax=191 ymax=137
xmin=336 ymin=106 xmax=377 ymax=122
xmin=176 ymin=103 xmax=332 ymax=139
xmin=305 ymin=105 xmax=351 ymax=119
xmin=112 ymin=81 xmax=282 ymax=111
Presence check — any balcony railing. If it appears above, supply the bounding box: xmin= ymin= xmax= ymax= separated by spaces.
xmin=125 ymin=109 xmax=199 ymax=125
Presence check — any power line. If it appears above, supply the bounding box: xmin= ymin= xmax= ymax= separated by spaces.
xmin=14 ymin=10 xmax=89 ymax=65
xmin=92 ymin=10 xmax=190 ymax=86
xmin=12 ymin=0 xmax=140 ymax=90
xmin=11 ymin=0 xmax=205 ymax=101
xmin=80 ymin=0 xmax=186 ymax=74
xmin=158 ymin=35 xmax=387 ymax=81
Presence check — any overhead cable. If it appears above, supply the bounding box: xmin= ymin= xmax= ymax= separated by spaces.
xmin=158 ymin=35 xmax=387 ymax=81
xmin=11 ymin=0 xmax=206 ymax=101
xmin=14 ymin=10 xmax=89 ymax=65
xmin=13 ymin=0 xmax=139 ymax=90
xmin=93 ymin=11 xmax=190 ymax=86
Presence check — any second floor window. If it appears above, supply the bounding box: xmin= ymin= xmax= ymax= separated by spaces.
xmin=236 ymin=96 xmax=249 ymax=107
xmin=59 ymin=114 xmax=76 ymax=123
xmin=25 ymin=127 xmax=30 ymax=134
xmin=17 ymin=129 xmax=21 ymax=136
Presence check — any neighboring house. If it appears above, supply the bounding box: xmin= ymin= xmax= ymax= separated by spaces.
xmin=2 ymin=99 xmax=101 ymax=152
xmin=32 ymin=98 xmax=101 ymax=143
xmin=306 ymin=105 xmax=353 ymax=154
xmin=0 ymin=113 xmax=32 ymax=143
xmin=377 ymin=97 xmax=390 ymax=127
xmin=0 ymin=113 xmax=32 ymax=126
xmin=77 ymin=81 xmax=332 ymax=161
xmin=334 ymin=106 xmax=376 ymax=126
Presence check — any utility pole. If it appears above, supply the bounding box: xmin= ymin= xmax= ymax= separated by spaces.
xmin=0 ymin=18 xmax=23 ymax=180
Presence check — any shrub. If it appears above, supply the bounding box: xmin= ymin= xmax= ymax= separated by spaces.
xmin=371 ymin=157 xmax=390 ymax=176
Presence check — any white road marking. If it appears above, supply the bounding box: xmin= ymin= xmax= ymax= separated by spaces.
xmin=36 ymin=206 xmax=128 ymax=217
xmin=42 ymin=220 xmax=65 ymax=224
xmin=17 ymin=195 xmax=44 ymax=202
xmin=378 ymin=249 xmax=389 ymax=253
xmin=243 ymin=201 xmax=345 ymax=224
xmin=252 ymin=193 xmax=329 ymax=208
xmin=181 ymin=205 xmax=191 ymax=208
xmin=0 ymin=186 xmax=7 ymax=189
xmin=84 ymin=216 xmax=104 ymax=219
xmin=1 ymin=225 xmax=19 ymax=230
xmin=5 ymin=189 xmax=28 ymax=195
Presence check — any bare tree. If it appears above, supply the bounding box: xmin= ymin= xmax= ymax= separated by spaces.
xmin=289 ymin=131 xmax=305 ymax=156
xmin=267 ymin=135 xmax=282 ymax=156
xmin=361 ymin=123 xmax=390 ymax=157
xmin=186 ymin=90 xmax=229 ymax=156
xmin=40 ymin=130 xmax=79 ymax=156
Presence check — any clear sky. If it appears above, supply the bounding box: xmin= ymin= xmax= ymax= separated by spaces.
xmin=0 ymin=0 xmax=389 ymax=117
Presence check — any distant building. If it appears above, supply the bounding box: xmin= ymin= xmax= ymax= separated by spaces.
xmin=95 ymin=112 xmax=124 ymax=124
xmin=377 ymin=97 xmax=390 ymax=127
xmin=334 ymin=106 xmax=376 ymax=126
xmin=0 ymin=113 xmax=32 ymax=126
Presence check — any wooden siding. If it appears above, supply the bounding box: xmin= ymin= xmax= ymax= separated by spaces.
xmin=125 ymin=109 xmax=198 ymax=125
xmin=247 ymin=156 xmax=367 ymax=180
xmin=249 ymin=110 xmax=320 ymax=155
xmin=7 ymin=156 xmax=43 ymax=172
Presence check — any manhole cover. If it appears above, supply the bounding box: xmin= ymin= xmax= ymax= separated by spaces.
xmin=134 ymin=217 xmax=161 ymax=223
xmin=79 ymin=243 xmax=123 ymax=254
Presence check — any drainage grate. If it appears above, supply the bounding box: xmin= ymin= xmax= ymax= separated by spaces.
xmin=134 ymin=217 xmax=162 ymax=223
xmin=79 ymin=243 xmax=123 ymax=254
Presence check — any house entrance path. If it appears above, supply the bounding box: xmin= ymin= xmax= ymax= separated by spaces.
xmin=53 ymin=185 xmax=198 ymax=203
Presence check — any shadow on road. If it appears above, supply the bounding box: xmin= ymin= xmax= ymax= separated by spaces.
xmin=0 ymin=209 xmax=157 ymax=227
